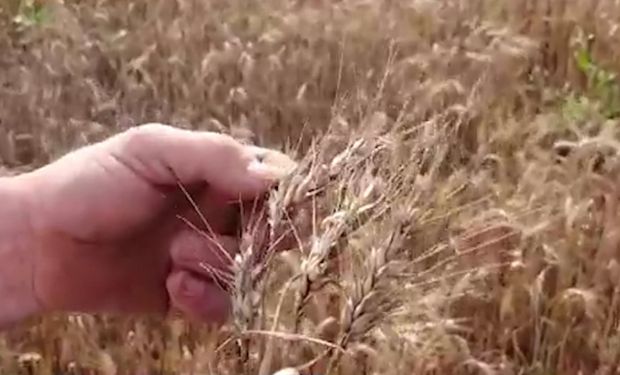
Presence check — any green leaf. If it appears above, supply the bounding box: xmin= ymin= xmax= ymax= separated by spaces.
xmin=574 ymin=48 xmax=592 ymax=75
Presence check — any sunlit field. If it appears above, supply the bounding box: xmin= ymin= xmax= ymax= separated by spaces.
xmin=2 ymin=1 xmax=620 ymax=374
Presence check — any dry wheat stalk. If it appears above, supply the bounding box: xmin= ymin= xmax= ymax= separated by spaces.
xmin=324 ymin=226 xmax=404 ymax=374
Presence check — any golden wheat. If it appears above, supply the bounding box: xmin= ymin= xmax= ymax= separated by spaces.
xmin=2 ymin=0 xmax=620 ymax=374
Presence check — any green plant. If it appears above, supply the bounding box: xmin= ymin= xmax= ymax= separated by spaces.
xmin=573 ymin=34 xmax=620 ymax=119
xmin=13 ymin=0 xmax=49 ymax=28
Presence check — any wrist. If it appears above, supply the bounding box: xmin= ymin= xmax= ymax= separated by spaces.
xmin=0 ymin=174 xmax=41 ymax=329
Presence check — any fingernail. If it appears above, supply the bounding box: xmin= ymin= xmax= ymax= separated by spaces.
xmin=247 ymin=159 xmax=290 ymax=181
xmin=182 ymin=276 xmax=206 ymax=297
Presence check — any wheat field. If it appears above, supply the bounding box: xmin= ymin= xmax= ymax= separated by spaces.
xmin=1 ymin=0 xmax=620 ymax=374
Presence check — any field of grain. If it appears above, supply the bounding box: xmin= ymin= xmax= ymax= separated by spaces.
xmin=1 ymin=1 xmax=620 ymax=374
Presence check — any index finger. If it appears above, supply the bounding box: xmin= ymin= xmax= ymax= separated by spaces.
xmin=105 ymin=124 xmax=297 ymax=200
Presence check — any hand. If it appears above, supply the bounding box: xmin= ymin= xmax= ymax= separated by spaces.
xmin=7 ymin=123 xmax=295 ymax=325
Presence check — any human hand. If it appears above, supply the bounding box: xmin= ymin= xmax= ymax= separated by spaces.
xmin=5 ymin=124 xmax=295 ymax=326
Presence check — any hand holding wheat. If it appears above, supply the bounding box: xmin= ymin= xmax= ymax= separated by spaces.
xmin=0 ymin=123 xmax=296 ymax=328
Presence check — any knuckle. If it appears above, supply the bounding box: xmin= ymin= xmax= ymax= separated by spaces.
xmin=207 ymin=132 xmax=250 ymax=161
xmin=210 ymin=132 xmax=240 ymax=150
xmin=121 ymin=123 xmax=170 ymax=147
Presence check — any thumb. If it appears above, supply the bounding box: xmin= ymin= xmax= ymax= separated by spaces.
xmin=105 ymin=124 xmax=296 ymax=199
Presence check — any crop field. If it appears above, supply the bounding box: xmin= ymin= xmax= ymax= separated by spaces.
xmin=1 ymin=0 xmax=620 ymax=374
